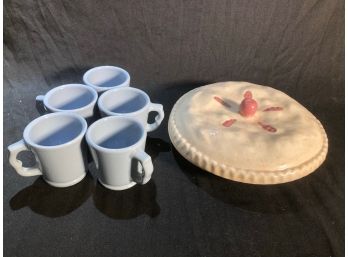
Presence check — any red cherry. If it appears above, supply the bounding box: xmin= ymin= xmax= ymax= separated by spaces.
xmin=239 ymin=91 xmax=258 ymax=117
xmin=244 ymin=91 xmax=252 ymax=99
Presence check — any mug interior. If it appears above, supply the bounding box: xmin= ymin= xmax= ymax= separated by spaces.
xmin=101 ymin=89 xmax=148 ymax=113
xmin=47 ymin=85 xmax=95 ymax=110
xmin=86 ymin=67 xmax=128 ymax=88
xmin=89 ymin=118 xmax=143 ymax=149
xmin=27 ymin=115 xmax=85 ymax=147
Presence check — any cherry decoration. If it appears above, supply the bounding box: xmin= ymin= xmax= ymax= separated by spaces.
xmin=239 ymin=91 xmax=258 ymax=117
xmin=263 ymin=106 xmax=283 ymax=112
xmin=213 ymin=91 xmax=283 ymax=133
xmin=258 ymin=122 xmax=277 ymax=133
xmin=222 ymin=118 xmax=236 ymax=127
xmin=214 ymin=96 xmax=232 ymax=108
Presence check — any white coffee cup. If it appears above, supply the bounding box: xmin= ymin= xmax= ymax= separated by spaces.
xmin=98 ymin=87 xmax=164 ymax=132
xmin=36 ymin=84 xmax=98 ymax=124
xmin=86 ymin=116 xmax=154 ymax=191
xmin=83 ymin=66 xmax=130 ymax=94
xmin=8 ymin=113 xmax=88 ymax=187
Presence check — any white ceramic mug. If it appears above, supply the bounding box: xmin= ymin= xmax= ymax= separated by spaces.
xmin=86 ymin=116 xmax=154 ymax=191
xmin=83 ymin=66 xmax=130 ymax=94
xmin=8 ymin=113 xmax=88 ymax=187
xmin=36 ymin=84 xmax=98 ymax=124
xmin=98 ymin=87 xmax=164 ymax=132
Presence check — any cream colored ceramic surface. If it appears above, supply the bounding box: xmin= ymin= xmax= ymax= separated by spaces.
xmin=168 ymin=81 xmax=328 ymax=184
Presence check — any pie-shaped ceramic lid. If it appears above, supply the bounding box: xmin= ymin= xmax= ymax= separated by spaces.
xmin=168 ymin=82 xmax=328 ymax=184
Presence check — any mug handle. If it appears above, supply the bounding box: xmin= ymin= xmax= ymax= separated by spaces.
xmin=133 ymin=150 xmax=154 ymax=184
xmin=8 ymin=140 xmax=42 ymax=177
xmin=146 ymin=103 xmax=164 ymax=132
xmin=35 ymin=95 xmax=48 ymax=115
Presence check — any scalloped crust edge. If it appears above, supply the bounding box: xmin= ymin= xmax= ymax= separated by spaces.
xmin=168 ymin=94 xmax=329 ymax=185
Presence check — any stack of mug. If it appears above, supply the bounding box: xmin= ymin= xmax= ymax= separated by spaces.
xmin=8 ymin=66 xmax=164 ymax=190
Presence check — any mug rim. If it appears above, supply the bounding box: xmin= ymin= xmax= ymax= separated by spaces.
xmin=82 ymin=66 xmax=130 ymax=92
xmin=86 ymin=116 xmax=146 ymax=153
xmin=43 ymin=84 xmax=98 ymax=113
xmin=98 ymin=87 xmax=150 ymax=116
xmin=23 ymin=112 xmax=88 ymax=150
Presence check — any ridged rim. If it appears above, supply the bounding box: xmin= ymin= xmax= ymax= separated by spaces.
xmin=168 ymin=89 xmax=329 ymax=185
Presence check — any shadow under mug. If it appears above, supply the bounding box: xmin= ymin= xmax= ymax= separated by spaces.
xmin=36 ymin=84 xmax=98 ymax=124
xmin=86 ymin=116 xmax=154 ymax=191
xmin=83 ymin=66 xmax=130 ymax=94
xmin=98 ymin=87 xmax=164 ymax=132
xmin=8 ymin=113 xmax=88 ymax=187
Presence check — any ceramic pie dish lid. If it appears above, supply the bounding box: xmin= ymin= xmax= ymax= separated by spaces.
xmin=168 ymin=81 xmax=328 ymax=184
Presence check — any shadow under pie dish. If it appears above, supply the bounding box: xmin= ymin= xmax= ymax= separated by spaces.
xmin=168 ymin=81 xmax=328 ymax=185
